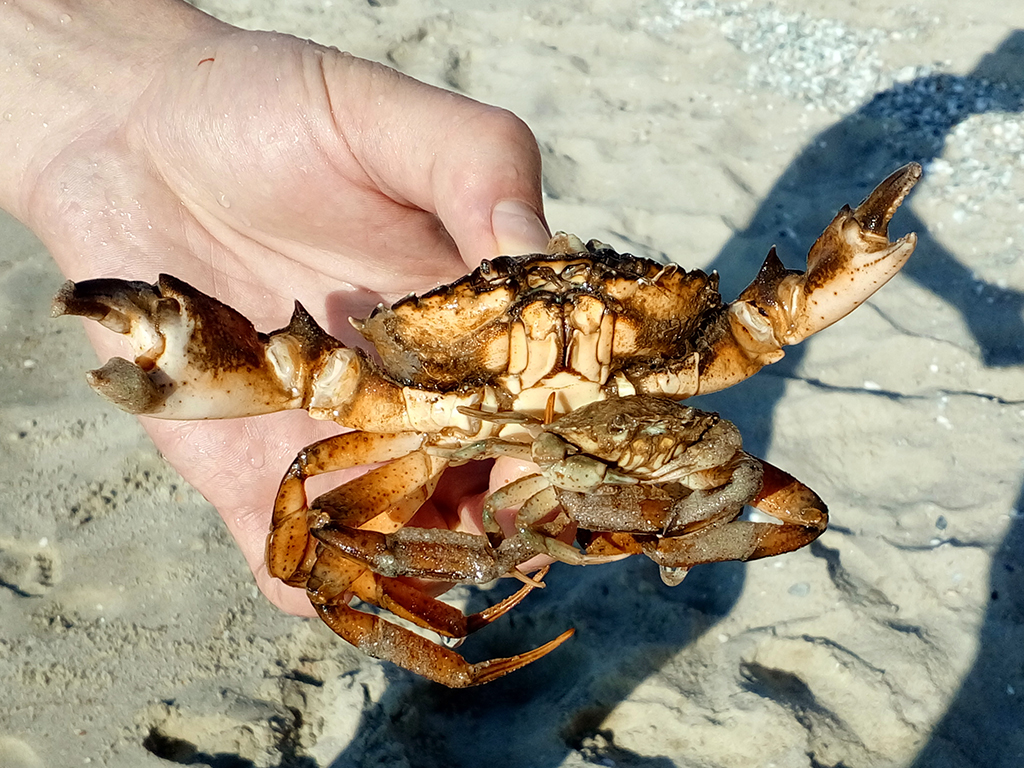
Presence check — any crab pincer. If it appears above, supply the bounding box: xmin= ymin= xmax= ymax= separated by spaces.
xmin=694 ymin=162 xmax=921 ymax=393
xmin=51 ymin=275 xmax=316 ymax=419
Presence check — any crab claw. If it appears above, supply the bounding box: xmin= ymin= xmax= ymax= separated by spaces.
xmin=741 ymin=162 xmax=919 ymax=349
xmin=699 ymin=163 xmax=920 ymax=392
xmin=52 ymin=275 xmax=341 ymax=419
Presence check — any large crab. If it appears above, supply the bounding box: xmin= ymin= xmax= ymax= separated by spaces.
xmin=53 ymin=163 xmax=920 ymax=687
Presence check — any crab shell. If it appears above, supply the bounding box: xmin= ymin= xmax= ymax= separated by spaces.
xmin=353 ymin=234 xmax=722 ymax=416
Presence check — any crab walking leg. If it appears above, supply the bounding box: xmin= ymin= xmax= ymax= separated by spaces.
xmin=682 ymin=163 xmax=921 ymax=397
xmin=307 ymin=518 xmax=576 ymax=687
xmin=481 ymin=481 xmax=627 ymax=567
xmin=316 ymin=525 xmax=541 ymax=584
xmin=267 ymin=430 xmax=429 ymax=585
xmin=307 ymin=449 xmax=448 ymax=532
xmin=481 ymin=473 xmax=550 ymax=537
xmin=645 ymin=457 xmax=828 ymax=570
xmin=510 ymin=486 xmax=584 ymax=563
xmin=342 ymin=568 xmax=552 ymax=638
xmin=509 ymin=487 xmax=634 ymax=566
xmin=314 ymin=601 xmax=575 ymax=688
xmin=51 ymin=274 xmax=416 ymax=429
xmin=311 ymin=530 xmax=550 ymax=637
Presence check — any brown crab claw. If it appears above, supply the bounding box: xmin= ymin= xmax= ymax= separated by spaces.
xmin=790 ymin=161 xmax=921 ymax=340
xmin=742 ymin=163 xmax=920 ymax=347
xmin=52 ymin=276 xmax=318 ymax=419
xmin=700 ymin=163 xmax=921 ymax=392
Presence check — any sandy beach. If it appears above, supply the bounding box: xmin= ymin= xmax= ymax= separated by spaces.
xmin=2 ymin=0 xmax=1023 ymax=765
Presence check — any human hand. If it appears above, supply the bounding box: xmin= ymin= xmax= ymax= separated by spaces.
xmin=9 ymin=1 xmax=550 ymax=614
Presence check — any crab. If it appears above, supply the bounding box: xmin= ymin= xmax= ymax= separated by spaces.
xmin=331 ymin=393 xmax=827 ymax=585
xmin=53 ymin=163 xmax=920 ymax=687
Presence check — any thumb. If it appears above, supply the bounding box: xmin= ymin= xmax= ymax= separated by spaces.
xmin=490 ymin=199 xmax=552 ymax=261
xmin=430 ymin=107 xmax=551 ymax=266
xmin=331 ymin=58 xmax=550 ymax=266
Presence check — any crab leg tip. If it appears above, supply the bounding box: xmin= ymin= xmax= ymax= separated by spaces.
xmin=466 ymin=627 xmax=576 ymax=686
xmin=50 ymin=280 xmax=74 ymax=318
xmin=51 ymin=279 xmax=128 ymax=330
xmin=852 ymin=161 xmax=922 ymax=235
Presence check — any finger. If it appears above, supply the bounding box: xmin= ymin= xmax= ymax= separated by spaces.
xmin=252 ymin=561 xmax=318 ymax=617
xmin=485 ymin=456 xmax=542 ymax=539
xmin=489 ymin=456 xmax=542 ymax=495
xmin=327 ymin=56 xmax=549 ymax=266
xmin=430 ymin=107 xmax=551 ymax=265
xmin=490 ymin=199 xmax=552 ymax=261
xmin=135 ymin=35 xmax=472 ymax=295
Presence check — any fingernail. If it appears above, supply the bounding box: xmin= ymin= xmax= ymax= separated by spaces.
xmin=491 ymin=200 xmax=550 ymax=256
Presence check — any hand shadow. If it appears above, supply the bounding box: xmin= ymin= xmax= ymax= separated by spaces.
xmin=326 ymin=31 xmax=1024 ymax=768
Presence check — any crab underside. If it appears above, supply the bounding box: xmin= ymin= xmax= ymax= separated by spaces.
xmin=54 ymin=163 xmax=920 ymax=686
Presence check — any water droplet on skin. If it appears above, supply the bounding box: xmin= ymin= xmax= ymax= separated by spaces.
xmin=218 ymin=193 xmax=230 ymax=208
xmin=245 ymin=443 xmax=265 ymax=469
xmin=2 ymin=112 xmax=11 ymax=121
xmin=250 ymin=44 xmax=259 ymax=53
xmin=25 ymin=22 xmax=33 ymax=31
xmin=59 ymin=13 xmax=71 ymax=24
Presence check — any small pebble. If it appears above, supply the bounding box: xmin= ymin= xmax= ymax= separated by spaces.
xmin=788 ymin=582 xmax=810 ymax=597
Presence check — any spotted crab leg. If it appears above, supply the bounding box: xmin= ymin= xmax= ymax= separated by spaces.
xmin=306 ymin=539 xmax=546 ymax=637
xmin=314 ymin=600 xmax=574 ymax=688
xmin=269 ymin=429 xmax=571 ymax=687
xmin=50 ymin=275 xmax=421 ymax=430
xmin=267 ymin=430 xmax=432 ymax=586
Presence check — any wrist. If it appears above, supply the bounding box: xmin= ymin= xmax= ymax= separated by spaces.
xmin=0 ymin=0 xmax=220 ymax=226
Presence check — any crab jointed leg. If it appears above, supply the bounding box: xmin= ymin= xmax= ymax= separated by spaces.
xmin=313 ymin=598 xmax=574 ymax=688
xmin=267 ymin=428 xmax=573 ymax=687
xmin=308 ymin=536 xmax=573 ymax=688
xmin=563 ymin=458 xmax=826 ymax=587
xmin=267 ymin=430 xmax=432 ymax=586
xmin=640 ymin=460 xmax=827 ymax=570
xmin=50 ymin=274 xmax=422 ymax=430
xmin=687 ymin=162 xmax=921 ymax=396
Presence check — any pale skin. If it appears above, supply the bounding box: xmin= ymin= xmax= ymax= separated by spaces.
xmin=4 ymin=0 xmax=550 ymax=615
